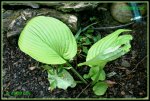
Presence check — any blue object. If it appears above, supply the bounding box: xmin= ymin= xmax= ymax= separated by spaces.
xmin=129 ymin=2 xmax=142 ymax=23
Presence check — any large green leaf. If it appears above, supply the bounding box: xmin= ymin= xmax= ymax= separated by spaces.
xmin=47 ymin=66 xmax=76 ymax=90
xmin=18 ymin=16 xmax=77 ymax=64
xmin=93 ymin=82 xmax=108 ymax=96
xmin=86 ymin=29 xmax=132 ymax=61
xmin=78 ymin=29 xmax=133 ymax=67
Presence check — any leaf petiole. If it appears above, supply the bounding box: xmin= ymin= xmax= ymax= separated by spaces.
xmin=91 ymin=66 xmax=101 ymax=86
xmin=66 ymin=62 xmax=88 ymax=84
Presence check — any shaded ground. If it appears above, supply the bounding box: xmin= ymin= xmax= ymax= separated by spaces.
xmin=2 ymin=3 xmax=147 ymax=99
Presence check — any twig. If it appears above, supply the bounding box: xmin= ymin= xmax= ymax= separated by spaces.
xmin=93 ymin=22 xmax=134 ymax=30
xmin=13 ymin=81 xmax=29 ymax=91
xmin=131 ymin=56 xmax=147 ymax=72
xmin=3 ymin=82 xmax=11 ymax=91
xmin=76 ymin=82 xmax=91 ymax=98
xmin=92 ymin=16 xmax=147 ymax=30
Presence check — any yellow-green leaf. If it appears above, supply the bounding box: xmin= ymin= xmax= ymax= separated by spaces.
xmin=78 ymin=29 xmax=132 ymax=67
xmin=93 ymin=82 xmax=108 ymax=96
xmin=18 ymin=16 xmax=77 ymax=64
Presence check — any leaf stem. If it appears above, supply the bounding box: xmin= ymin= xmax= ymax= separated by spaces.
xmin=91 ymin=67 xmax=101 ymax=86
xmin=66 ymin=62 xmax=88 ymax=84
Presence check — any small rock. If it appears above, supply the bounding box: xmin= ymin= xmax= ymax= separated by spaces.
xmin=137 ymin=81 xmax=140 ymax=85
xmin=111 ymin=3 xmax=132 ymax=23
xmin=121 ymin=83 xmax=125 ymax=86
xmin=29 ymin=66 xmax=36 ymax=71
xmin=124 ymin=95 xmax=135 ymax=98
xmin=107 ymin=71 xmax=117 ymax=78
xmin=3 ymin=68 xmax=7 ymax=77
xmin=131 ymin=50 xmax=137 ymax=59
xmin=139 ymin=92 xmax=144 ymax=96
xmin=125 ymin=69 xmax=131 ymax=75
xmin=121 ymin=59 xmax=130 ymax=67
xmin=17 ymin=86 xmax=22 ymax=90
xmin=106 ymin=80 xmax=117 ymax=87
xmin=121 ymin=91 xmax=126 ymax=95
xmin=38 ymin=77 xmax=42 ymax=81
xmin=21 ymin=87 xmax=26 ymax=91
xmin=13 ymin=73 xmax=17 ymax=79
xmin=68 ymin=15 xmax=78 ymax=32
xmin=39 ymin=82 xmax=44 ymax=86
xmin=22 ymin=69 xmax=26 ymax=73
xmin=129 ymin=90 xmax=133 ymax=94
xmin=39 ymin=91 xmax=44 ymax=96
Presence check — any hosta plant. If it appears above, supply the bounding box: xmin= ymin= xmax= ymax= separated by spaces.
xmin=78 ymin=29 xmax=133 ymax=95
xmin=18 ymin=16 xmax=86 ymax=90
xmin=18 ymin=16 xmax=133 ymax=96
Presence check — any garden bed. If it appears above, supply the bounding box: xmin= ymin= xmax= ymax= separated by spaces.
xmin=2 ymin=2 xmax=147 ymax=99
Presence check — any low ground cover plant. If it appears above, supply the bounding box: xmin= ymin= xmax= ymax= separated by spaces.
xmin=18 ymin=16 xmax=133 ymax=96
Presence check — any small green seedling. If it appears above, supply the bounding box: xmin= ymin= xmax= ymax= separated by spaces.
xmin=18 ymin=16 xmax=133 ymax=96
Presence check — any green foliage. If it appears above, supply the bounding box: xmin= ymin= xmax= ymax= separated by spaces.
xmin=44 ymin=65 xmax=76 ymax=90
xmin=18 ymin=16 xmax=133 ymax=96
xmin=18 ymin=16 xmax=77 ymax=65
xmin=93 ymin=82 xmax=108 ymax=96
xmin=89 ymin=16 xmax=99 ymax=22
xmin=75 ymin=22 xmax=97 ymax=40
xmin=78 ymin=29 xmax=133 ymax=95
xmin=18 ymin=16 xmax=77 ymax=92
xmin=78 ymin=29 xmax=133 ymax=67
xmin=83 ymin=66 xmax=106 ymax=81
xmin=76 ymin=24 xmax=101 ymax=57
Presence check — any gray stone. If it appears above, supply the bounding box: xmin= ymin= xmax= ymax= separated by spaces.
xmin=111 ymin=3 xmax=133 ymax=23
xmin=29 ymin=66 xmax=36 ymax=71
xmin=3 ymin=68 xmax=7 ymax=77
xmin=57 ymin=2 xmax=100 ymax=12
xmin=107 ymin=71 xmax=117 ymax=78
xmin=3 ymin=8 xmax=78 ymax=38
xmin=37 ymin=2 xmax=64 ymax=7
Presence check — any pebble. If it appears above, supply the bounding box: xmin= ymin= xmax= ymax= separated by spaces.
xmin=121 ymin=59 xmax=131 ymax=67
xmin=121 ymin=91 xmax=126 ymax=95
xmin=29 ymin=66 xmax=36 ymax=71
xmin=40 ymin=91 xmax=44 ymax=96
xmin=21 ymin=87 xmax=26 ymax=91
xmin=107 ymin=71 xmax=117 ymax=78
xmin=3 ymin=68 xmax=7 ymax=77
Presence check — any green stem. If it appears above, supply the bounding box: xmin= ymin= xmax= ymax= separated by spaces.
xmin=71 ymin=67 xmax=88 ymax=84
xmin=76 ymin=81 xmax=85 ymax=84
xmin=66 ymin=62 xmax=88 ymax=84
xmin=91 ymin=67 xmax=101 ymax=86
